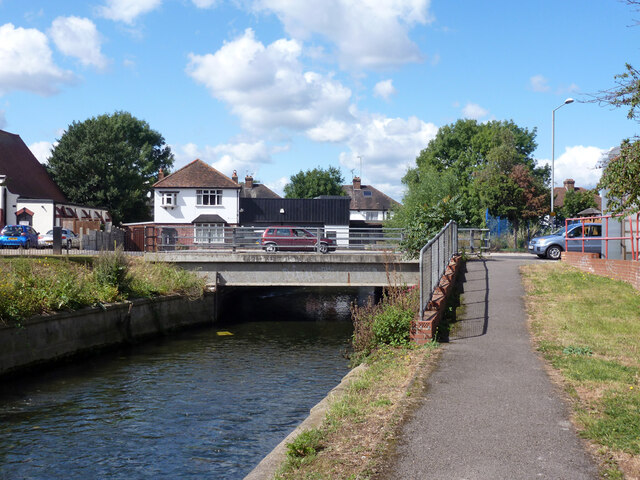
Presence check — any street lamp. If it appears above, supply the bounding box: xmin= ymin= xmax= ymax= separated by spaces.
xmin=551 ymin=97 xmax=574 ymax=226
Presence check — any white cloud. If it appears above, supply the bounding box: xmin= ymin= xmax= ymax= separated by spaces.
xmin=537 ymin=145 xmax=607 ymax=190
xmin=252 ymin=0 xmax=433 ymax=69
xmin=462 ymin=102 xmax=488 ymax=120
xmin=0 ymin=23 xmax=74 ymax=96
xmin=171 ymin=140 xmax=275 ymax=178
xmin=29 ymin=141 xmax=56 ymax=164
xmin=98 ymin=0 xmax=162 ymax=24
xmin=339 ymin=114 xmax=438 ymax=197
xmin=530 ymin=74 xmax=550 ymax=93
xmin=186 ymin=28 xmax=353 ymax=132
xmin=373 ymin=79 xmax=396 ymax=100
xmin=192 ymin=0 xmax=218 ymax=7
xmin=50 ymin=16 xmax=108 ymax=69
xmin=266 ymin=176 xmax=289 ymax=197
xmin=306 ymin=119 xmax=353 ymax=142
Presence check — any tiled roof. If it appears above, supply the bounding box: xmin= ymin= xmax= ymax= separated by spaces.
xmin=239 ymin=182 xmax=281 ymax=199
xmin=554 ymin=184 xmax=602 ymax=210
xmin=342 ymin=184 xmax=401 ymax=211
xmin=154 ymin=159 xmax=240 ymax=189
xmin=0 ymin=129 xmax=67 ymax=202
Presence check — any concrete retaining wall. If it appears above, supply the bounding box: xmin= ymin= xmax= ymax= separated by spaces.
xmin=0 ymin=293 xmax=217 ymax=377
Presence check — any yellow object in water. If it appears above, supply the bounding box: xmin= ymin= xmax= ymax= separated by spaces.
xmin=217 ymin=331 xmax=234 ymax=336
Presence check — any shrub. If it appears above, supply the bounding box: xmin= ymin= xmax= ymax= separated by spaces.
xmin=92 ymin=247 xmax=132 ymax=295
xmin=372 ymin=305 xmax=412 ymax=346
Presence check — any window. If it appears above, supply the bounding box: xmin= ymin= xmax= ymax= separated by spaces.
xmin=160 ymin=191 xmax=178 ymax=208
xmin=196 ymin=189 xmax=222 ymax=206
xmin=363 ymin=190 xmax=373 ymax=197
xmin=194 ymin=223 xmax=224 ymax=244
xmin=365 ymin=211 xmax=379 ymax=221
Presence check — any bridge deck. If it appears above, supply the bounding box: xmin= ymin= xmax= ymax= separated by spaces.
xmin=144 ymin=251 xmax=419 ymax=287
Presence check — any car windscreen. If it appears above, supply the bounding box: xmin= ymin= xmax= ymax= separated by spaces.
xmin=1 ymin=226 xmax=21 ymax=235
xmin=551 ymin=227 xmax=566 ymax=236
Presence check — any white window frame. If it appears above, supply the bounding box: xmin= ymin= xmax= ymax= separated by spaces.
xmin=196 ymin=189 xmax=222 ymax=206
xmin=194 ymin=223 xmax=224 ymax=244
xmin=160 ymin=191 xmax=178 ymax=208
xmin=364 ymin=211 xmax=379 ymax=221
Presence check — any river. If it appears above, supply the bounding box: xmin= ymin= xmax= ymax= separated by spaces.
xmin=0 ymin=287 xmax=366 ymax=479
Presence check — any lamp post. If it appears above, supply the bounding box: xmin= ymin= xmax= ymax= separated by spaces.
xmin=551 ymin=98 xmax=574 ymax=226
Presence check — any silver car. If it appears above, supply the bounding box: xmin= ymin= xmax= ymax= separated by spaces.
xmin=528 ymin=223 xmax=602 ymax=260
xmin=38 ymin=228 xmax=81 ymax=249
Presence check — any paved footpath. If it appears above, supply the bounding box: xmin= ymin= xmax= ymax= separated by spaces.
xmin=387 ymin=255 xmax=598 ymax=480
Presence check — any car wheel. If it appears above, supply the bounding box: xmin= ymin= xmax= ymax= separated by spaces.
xmin=66 ymin=239 xmax=72 ymax=249
xmin=23 ymin=240 xmax=31 ymax=249
xmin=546 ymin=245 xmax=562 ymax=260
xmin=264 ymin=243 xmax=277 ymax=253
xmin=317 ymin=242 xmax=329 ymax=254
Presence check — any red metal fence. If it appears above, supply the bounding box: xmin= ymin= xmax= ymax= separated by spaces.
xmin=565 ymin=213 xmax=640 ymax=260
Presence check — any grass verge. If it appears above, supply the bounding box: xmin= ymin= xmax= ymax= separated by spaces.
xmin=0 ymin=252 xmax=205 ymax=324
xmin=521 ymin=262 xmax=640 ymax=479
xmin=275 ymin=344 xmax=440 ymax=479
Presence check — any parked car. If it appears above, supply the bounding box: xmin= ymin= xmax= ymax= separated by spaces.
xmin=0 ymin=224 xmax=39 ymax=249
xmin=528 ymin=223 xmax=602 ymax=260
xmin=38 ymin=228 xmax=80 ymax=249
xmin=259 ymin=226 xmax=336 ymax=254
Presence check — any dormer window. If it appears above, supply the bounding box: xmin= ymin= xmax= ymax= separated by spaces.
xmin=363 ymin=190 xmax=372 ymax=197
xmin=160 ymin=191 xmax=178 ymax=208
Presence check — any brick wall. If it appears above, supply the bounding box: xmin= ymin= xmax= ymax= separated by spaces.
xmin=411 ymin=255 xmax=462 ymax=344
xmin=562 ymin=252 xmax=640 ymax=291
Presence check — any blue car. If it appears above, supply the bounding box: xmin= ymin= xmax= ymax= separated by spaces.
xmin=0 ymin=224 xmax=39 ymax=249
xmin=528 ymin=223 xmax=602 ymax=260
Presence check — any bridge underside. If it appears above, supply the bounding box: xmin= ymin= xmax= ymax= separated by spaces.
xmin=145 ymin=252 xmax=419 ymax=287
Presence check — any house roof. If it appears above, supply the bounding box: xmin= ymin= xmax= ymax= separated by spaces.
xmin=0 ymin=129 xmax=67 ymax=202
xmin=553 ymin=179 xmax=602 ymax=210
xmin=153 ymin=159 xmax=240 ymax=189
xmin=239 ymin=182 xmax=281 ymax=199
xmin=341 ymin=183 xmax=401 ymax=211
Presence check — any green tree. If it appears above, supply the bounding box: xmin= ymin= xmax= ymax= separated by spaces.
xmin=473 ymin=131 xmax=548 ymax=247
xmin=407 ymin=119 xmax=541 ymax=226
xmin=594 ymin=2 xmax=640 ymax=213
xmin=47 ymin=111 xmax=174 ymax=224
xmin=557 ymin=189 xmax=598 ymax=221
xmin=283 ymin=166 xmax=346 ymax=198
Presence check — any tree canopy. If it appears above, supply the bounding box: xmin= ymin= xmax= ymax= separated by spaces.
xmin=396 ymin=119 xmax=547 ymax=255
xmin=595 ymin=1 xmax=640 ymax=214
xmin=556 ymin=189 xmax=598 ymax=222
xmin=283 ymin=166 xmax=346 ymax=199
xmin=47 ymin=111 xmax=174 ymax=224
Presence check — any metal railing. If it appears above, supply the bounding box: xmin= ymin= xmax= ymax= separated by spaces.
xmin=564 ymin=213 xmax=640 ymax=260
xmin=141 ymin=226 xmax=405 ymax=253
xmin=419 ymin=221 xmax=458 ymax=317
xmin=458 ymin=228 xmax=490 ymax=254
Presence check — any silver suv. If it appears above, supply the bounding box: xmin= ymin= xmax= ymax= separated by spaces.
xmin=528 ymin=223 xmax=602 ymax=260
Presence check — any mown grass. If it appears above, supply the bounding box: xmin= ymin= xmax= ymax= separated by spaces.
xmin=0 ymin=251 xmax=205 ymax=324
xmin=522 ymin=263 xmax=640 ymax=478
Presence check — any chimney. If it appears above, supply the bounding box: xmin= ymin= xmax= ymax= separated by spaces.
xmin=353 ymin=177 xmax=361 ymax=190
xmin=245 ymin=175 xmax=254 ymax=189
xmin=232 ymin=170 xmax=238 ymax=183
xmin=158 ymin=168 xmax=164 ymax=180
xmin=564 ymin=179 xmax=575 ymax=192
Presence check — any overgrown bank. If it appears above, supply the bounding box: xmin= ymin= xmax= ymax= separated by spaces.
xmin=522 ymin=263 xmax=640 ymax=479
xmin=0 ymin=250 xmax=205 ymax=324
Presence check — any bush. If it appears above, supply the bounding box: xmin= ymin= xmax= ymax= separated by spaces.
xmin=372 ymin=305 xmax=412 ymax=346
xmin=92 ymin=247 xmax=132 ymax=294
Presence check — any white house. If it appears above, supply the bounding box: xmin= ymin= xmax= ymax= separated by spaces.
xmin=0 ymin=129 xmax=110 ymax=235
xmin=153 ymin=159 xmax=241 ymax=244
xmin=341 ymin=177 xmax=400 ymax=225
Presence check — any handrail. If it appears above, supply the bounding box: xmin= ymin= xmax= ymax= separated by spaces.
xmin=419 ymin=221 xmax=458 ymax=317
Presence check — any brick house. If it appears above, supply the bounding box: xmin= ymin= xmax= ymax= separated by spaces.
xmin=554 ymin=178 xmax=602 ymax=211
xmin=341 ymin=177 xmax=400 ymax=226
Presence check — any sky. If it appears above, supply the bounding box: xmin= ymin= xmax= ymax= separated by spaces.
xmin=1 ymin=0 xmax=639 ymax=201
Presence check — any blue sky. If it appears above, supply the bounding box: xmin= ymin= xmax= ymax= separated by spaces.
xmin=1 ymin=0 xmax=638 ymax=201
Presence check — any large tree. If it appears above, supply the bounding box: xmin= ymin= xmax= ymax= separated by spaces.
xmin=47 ymin=111 xmax=174 ymax=224
xmin=594 ymin=1 xmax=640 ymax=214
xmin=283 ymin=166 xmax=346 ymax=198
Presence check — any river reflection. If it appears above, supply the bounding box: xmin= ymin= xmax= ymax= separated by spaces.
xmin=0 ymin=287 xmax=365 ymax=479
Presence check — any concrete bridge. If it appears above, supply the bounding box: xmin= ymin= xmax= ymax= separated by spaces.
xmin=144 ymin=251 xmax=419 ymax=288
